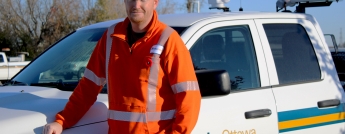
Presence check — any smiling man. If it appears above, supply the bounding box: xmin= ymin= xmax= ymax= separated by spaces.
xmin=43 ymin=0 xmax=201 ymax=134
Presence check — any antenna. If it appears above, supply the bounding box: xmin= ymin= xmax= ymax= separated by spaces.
xmin=239 ymin=0 xmax=243 ymax=11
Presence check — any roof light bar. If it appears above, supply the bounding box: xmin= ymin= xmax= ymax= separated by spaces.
xmin=276 ymin=0 xmax=342 ymax=13
xmin=208 ymin=0 xmax=231 ymax=12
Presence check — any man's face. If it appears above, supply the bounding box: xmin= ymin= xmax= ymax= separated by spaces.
xmin=124 ymin=0 xmax=158 ymax=24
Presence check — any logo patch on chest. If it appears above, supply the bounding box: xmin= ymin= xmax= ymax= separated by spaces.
xmin=150 ymin=45 xmax=164 ymax=55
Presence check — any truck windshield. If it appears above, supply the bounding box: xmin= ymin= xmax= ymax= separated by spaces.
xmin=6 ymin=28 xmax=106 ymax=91
xmin=6 ymin=26 xmax=186 ymax=93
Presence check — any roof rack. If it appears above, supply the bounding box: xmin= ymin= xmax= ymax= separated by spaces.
xmin=276 ymin=0 xmax=341 ymax=13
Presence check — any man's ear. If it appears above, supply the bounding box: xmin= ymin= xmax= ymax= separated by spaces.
xmin=154 ymin=0 xmax=159 ymax=8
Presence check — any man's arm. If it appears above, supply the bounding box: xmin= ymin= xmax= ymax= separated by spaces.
xmin=44 ymin=30 xmax=108 ymax=133
xmin=163 ymin=31 xmax=202 ymax=134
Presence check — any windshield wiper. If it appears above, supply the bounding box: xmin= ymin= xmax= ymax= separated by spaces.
xmin=2 ymin=80 xmax=28 ymax=86
xmin=30 ymin=79 xmax=78 ymax=91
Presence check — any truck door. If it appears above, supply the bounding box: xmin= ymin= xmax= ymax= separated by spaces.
xmin=185 ymin=20 xmax=279 ymax=133
xmin=0 ymin=53 xmax=9 ymax=80
xmin=255 ymin=18 xmax=345 ymax=133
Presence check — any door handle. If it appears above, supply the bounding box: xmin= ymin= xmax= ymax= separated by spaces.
xmin=245 ymin=109 xmax=272 ymax=119
xmin=318 ymin=99 xmax=340 ymax=108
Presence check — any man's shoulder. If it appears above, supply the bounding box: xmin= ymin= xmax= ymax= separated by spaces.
xmin=156 ymin=22 xmax=178 ymax=38
xmin=112 ymin=18 xmax=129 ymax=31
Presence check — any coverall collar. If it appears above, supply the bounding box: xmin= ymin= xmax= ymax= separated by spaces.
xmin=111 ymin=10 xmax=159 ymax=43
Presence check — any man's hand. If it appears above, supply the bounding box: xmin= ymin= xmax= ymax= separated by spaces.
xmin=43 ymin=122 xmax=63 ymax=134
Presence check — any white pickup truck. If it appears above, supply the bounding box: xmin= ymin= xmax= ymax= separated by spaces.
xmin=0 ymin=0 xmax=344 ymax=134
xmin=0 ymin=52 xmax=30 ymax=83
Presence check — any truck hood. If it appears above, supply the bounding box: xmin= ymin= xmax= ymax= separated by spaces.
xmin=0 ymin=86 xmax=109 ymax=134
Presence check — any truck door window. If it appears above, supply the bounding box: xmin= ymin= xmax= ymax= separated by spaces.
xmin=189 ymin=25 xmax=260 ymax=90
xmin=263 ymin=24 xmax=321 ymax=85
xmin=0 ymin=55 xmax=3 ymax=63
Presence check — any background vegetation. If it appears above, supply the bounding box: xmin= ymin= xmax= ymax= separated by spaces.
xmin=0 ymin=0 xmax=205 ymax=60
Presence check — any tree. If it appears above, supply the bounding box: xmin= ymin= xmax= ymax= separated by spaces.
xmin=0 ymin=0 xmax=94 ymax=58
xmin=87 ymin=0 xmax=181 ymax=22
xmin=86 ymin=0 xmax=126 ymax=23
xmin=0 ymin=0 xmax=183 ymax=59
xmin=157 ymin=0 xmax=181 ymax=14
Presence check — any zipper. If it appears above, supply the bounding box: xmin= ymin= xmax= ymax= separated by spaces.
xmin=112 ymin=35 xmax=146 ymax=55
xmin=129 ymin=39 xmax=145 ymax=54
xmin=130 ymin=38 xmax=145 ymax=54
xmin=112 ymin=36 xmax=133 ymax=54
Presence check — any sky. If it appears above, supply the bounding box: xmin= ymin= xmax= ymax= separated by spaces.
xmin=174 ymin=0 xmax=345 ymax=44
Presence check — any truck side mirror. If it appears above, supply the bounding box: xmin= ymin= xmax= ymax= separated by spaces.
xmin=196 ymin=69 xmax=231 ymax=97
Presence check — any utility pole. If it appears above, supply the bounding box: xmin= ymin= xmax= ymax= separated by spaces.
xmin=192 ymin=0 xmax=200 ymax=13
xmin=340 ymin=28 xmax=343 ymax=47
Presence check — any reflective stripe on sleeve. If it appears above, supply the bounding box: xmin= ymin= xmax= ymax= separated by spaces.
xmin=108 ymin=109 xmax=176 ymax=122
xmin=84 ymin=68 xmax=106 ymax=86
xmin=157 ymin=27 xmax=174 ymax=46
xmin=171 ymin=81 xmax=200 ymax=94
xmin=146 ymin=27 xmax=174 ymax=112
xmin=147 ymin=55 xmax=160 ymax=111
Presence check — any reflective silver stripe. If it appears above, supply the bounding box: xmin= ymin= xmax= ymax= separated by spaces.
xmin=157 ymin=27 xmax=174 ymax=46
xmin=84 ymin=68 xmax=106 ymax=86
xmin=108 ymin=109 xmax=176 ymax=122
xmin=171 ymin=81 xmax=200 ymax=94
xmin=146 ymin=27 xmax=174 ymax=111
xmin=106 ymin=24 xmax=117 ymax=89
xmin=108 ymin=110 xmax=145 ymax=122
xmin=147 ymin=54 xmax=160 ymax=111
xmin=148 ymin=109 xmax=176 ymax=121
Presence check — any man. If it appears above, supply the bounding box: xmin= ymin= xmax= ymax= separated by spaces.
xmin=43 ymin=0 xmax=201 ymax=134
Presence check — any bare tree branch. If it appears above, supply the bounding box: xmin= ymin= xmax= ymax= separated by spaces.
xmin=0 ymin=0 xmax=184 ymax=58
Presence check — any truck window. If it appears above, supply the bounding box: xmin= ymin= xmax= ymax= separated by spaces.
xmin=263 ymin=24 xmax=321 ymax=85
xmin=10 ymin=28 xmax=106 ymax=91
xmin=0 ymin=55 xmax=3 ymax=63
xmin=189 ymin=25 xmax=260 ymax=90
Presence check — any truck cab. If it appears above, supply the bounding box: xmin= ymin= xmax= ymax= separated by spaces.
xmin=175 ymin=11 xmax=344 ymax=133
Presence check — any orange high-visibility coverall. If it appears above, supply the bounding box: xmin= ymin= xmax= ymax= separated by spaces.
xmin=55 ymin=11 xmax=201 ymax=134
